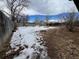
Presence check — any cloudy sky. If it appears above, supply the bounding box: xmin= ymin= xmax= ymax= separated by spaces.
xmin=29 ymin=0 xmax=78 ymax=15
xmin=0 ymin=0 xmax=78 ymax=15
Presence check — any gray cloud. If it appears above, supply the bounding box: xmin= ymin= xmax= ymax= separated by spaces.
xmin=29 ymin=0 xmax=78 ymax=15
xmin=0 ymin=0 xmax=78 ymax=15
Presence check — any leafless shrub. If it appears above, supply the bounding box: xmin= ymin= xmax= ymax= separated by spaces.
xmin=63 ymin=12 xmax=79 ymax=32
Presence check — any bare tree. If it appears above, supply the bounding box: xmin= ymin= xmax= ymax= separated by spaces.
xmin=45 ymin=16 xmax=49 ymax=26
xmin=22 ymin=15 xmax=29 ymax=26
xmin=34 ymin=16 xmax=41 ymax=26
xmin=63 ymin=12 xmax=78 ymax=32
xmin=6 ymin=0 xmax=29 ymax=31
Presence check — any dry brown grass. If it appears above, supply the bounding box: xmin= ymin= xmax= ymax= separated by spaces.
xmin=41 ymin=27 xmax=79 ymax=59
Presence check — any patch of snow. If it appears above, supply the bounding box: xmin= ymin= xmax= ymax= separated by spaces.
xmin=48 ymin=19 xmax=59 ymax=23
xmin=28 ymin=20 xmax=35 ymax=23
xmin=48 ymin=19 xmax=65 ymax=23
xmin=10 ymin=26 xmax=56 ymax=59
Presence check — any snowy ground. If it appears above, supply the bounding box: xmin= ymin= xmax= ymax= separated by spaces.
xmin=9 ymin=26 xmax=56 ymax=59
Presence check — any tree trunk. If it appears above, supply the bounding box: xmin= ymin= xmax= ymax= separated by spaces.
xmin=12 ymin=16 xmax=17 ymax=32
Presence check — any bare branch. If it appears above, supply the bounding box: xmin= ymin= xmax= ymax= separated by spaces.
xmin=1 ymin=10 xmax=11 ymax=16
xmin=6 ymin=0 xmax=30 ymax=22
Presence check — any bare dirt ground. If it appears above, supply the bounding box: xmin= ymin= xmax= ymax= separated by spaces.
xmin=41 ymin=27 xmax=79 ymax=59
xmin=1 ymin=27 xmax=79 ymax=59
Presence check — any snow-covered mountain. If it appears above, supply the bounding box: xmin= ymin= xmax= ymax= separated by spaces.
xmin=48 ymin=19 xmax=65 ymax=23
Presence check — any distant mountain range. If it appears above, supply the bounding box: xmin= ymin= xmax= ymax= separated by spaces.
xmin=28 ymin=12 xmax=79 ymax=22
